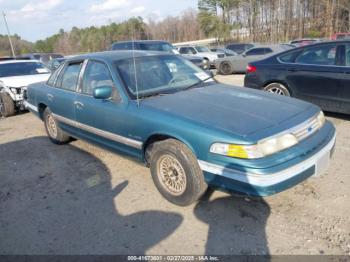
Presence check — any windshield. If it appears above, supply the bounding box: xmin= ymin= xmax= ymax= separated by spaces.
xmin=0 ymin=62 xmax=50 ymax=77
xmin=140 ymin=42 xmax=174 ymax=52
xmin=116 ymin=55 xmax=211 ymax=98
xmin=195 ymin=46 xmax=210 ymax=52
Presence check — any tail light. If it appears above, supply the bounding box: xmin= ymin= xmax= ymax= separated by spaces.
xmin=246 ymin=65 xmax=257 ymax=73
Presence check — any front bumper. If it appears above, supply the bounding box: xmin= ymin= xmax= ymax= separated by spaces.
xmin=199 ymin=132 xmax=336 ymax=196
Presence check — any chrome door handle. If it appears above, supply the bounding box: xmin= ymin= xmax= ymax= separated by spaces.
xmin=74 ymin=101 xmax=84 ymax=109
xmin=47 ymin=94 xmax=54 ymax=101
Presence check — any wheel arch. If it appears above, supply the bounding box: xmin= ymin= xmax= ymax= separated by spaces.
xmin=143 ymin=133 xmax=196 ymax=165
xmin=38 ymin=103 xmax=48 ymax=120
xmin=263 ymin=80 xmax=292 ymax=95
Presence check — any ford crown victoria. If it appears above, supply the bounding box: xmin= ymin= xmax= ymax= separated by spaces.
xmin=25 ymin=51 xmax=336 ymax=206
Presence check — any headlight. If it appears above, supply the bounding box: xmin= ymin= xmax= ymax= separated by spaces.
xmin=210 ymin=111 xmax=326 ymax=159
xmin=317 ymin=111 xmax=325 ymax=127
xmin=210 ymin=133 xmax=298 ymax=159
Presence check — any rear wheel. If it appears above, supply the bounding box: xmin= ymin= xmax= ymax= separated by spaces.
xmin=263 ymin=83 xmax=291 ymax=96
xmin=149 ymin=139 xmax=208 ymax=206
xmin=219 ymin=61 xmax=233 ymax=75
xmin=0 ymin=93 xmax=15 ymax=117
xmin=43 ymin=108 xmax=70 ymax=144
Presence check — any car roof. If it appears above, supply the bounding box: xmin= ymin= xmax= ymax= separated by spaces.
xmin=0 ymin=59 xmax=41 ymax=65
xmin=66 ymin=50 xmax=174 ymax=63
xmin=112 ymin=40 xmax=170 ymax=44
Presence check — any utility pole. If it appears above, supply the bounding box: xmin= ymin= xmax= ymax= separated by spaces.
xmin=2 ymin=11 xmax=16 ymax=58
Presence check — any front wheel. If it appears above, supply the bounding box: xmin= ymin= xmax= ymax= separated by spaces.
xmin=43 ymin=108 xmax=71 ymax=144
xmin=0 ymin=93 xmax=15 ymax=117
xmin=149 ymin=139 xmax=208 ymax=206
xmin=263 ymin=83 xmax=291 ymax=96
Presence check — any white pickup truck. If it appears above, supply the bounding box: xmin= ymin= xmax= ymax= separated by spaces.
xmin=0 ymin=60 xmax=51 ymax=117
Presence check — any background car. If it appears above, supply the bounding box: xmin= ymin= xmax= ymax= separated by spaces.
xmin=331 ymin=33 xmax=350 ymax=40
xmin=0 ymin=60 xmax=51 ymax=117
xmin=111 ymin=40 xmax=209 ymax=70
xmin=17 ymin=53 xmax=64 ymax=65
xmin=178 ymin=45 xmax=225 ymax=67
xmin=225 ymin=43 xmax=255 ymax=54
xmin=215 ymin=45 xmax=291 ymax=75
xmin=244 ymin=40 xmax=350 ymax=114
xmin=289 ymin=38 xmax=320 ymax=47
xmin=210 ymin=47 xmax=237 ymax=56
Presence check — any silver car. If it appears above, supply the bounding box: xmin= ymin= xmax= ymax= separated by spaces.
xmin=215 ymin=45 xmax=293 ymax=75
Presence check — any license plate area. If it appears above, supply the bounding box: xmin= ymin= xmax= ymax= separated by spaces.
xmin=315 ymin=151 xmax=330 ymax=176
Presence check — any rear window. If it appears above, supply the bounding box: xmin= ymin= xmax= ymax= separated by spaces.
xmin=0 ymin=62 xmax=50 ymax=77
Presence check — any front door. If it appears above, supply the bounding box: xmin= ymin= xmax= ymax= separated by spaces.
xmin=74 ymin=60 xmax=141 ymax=157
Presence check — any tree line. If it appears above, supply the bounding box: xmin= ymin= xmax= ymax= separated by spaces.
xmin=1 ymin=0 xmax=350 ymax=56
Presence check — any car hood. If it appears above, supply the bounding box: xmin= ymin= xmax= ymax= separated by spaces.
xmin=140 ymin=84 xmax=314 ymax=139
xmin=0 ymin=74 xmax=51 ymax=88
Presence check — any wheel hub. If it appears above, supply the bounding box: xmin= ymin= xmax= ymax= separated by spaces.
xmin=157 ymin=155 xmax=187 ymax=196
xmin=46 ymin=115 xmax=58 ymax=138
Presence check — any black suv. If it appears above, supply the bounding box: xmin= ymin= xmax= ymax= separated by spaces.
xmin=110 ymin=40 xmax=208 ymax=69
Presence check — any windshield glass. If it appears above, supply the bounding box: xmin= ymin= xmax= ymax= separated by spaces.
xmin=0 ymin=62 xmax=50 ymax=77
xmin=116 ymin=55 xmax=211 ymax=98
xmin=140 ymin=43 xmax=174 ymax=52
xmin=195 ymin=46 xmax=210 ymax=52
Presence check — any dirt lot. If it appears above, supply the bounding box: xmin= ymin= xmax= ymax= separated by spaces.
xmin=1 ymin=75 xmax=349 ymax=255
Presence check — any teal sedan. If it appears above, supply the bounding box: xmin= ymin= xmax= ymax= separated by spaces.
xmin=24 ymin=51 xmax=336 ymax=206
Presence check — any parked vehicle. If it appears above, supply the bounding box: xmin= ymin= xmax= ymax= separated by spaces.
xmin=225 ymin=43 xmax=255 ymax=54
xmin=331 ymin=33 xmax=350 ymax=40
xmin=25 ymin=51 xmax=335 ymax=206
xmin=244 ymin=40 xmax=350 ymax=114
xmin=210 ymin=47 xmax=237 ymax=56
xmin=215 ymin=45 xmax=290 ymax=75
xmin=289 ymin=39 xmax=320 ymax=47
xmin=0 ymin=56 xmax=16 ymax=61
xmin=0 ymin=60 xmax=51 ymax=117
xmin=177 ymin=45 xmax=225 ymax=67
xmin=111 ymin=40 xmax=209 ymax=69
xmin=18 ymin=53 xmax=64 ymax=65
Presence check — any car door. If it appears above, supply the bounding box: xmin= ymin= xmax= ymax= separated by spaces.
xmin=47 ymin=60 xmax=83 ymax=137
xmin=285 ymin=43 xmax=344 ymax=111
xmin=74 ymin=60 xmax=140 ymax=156
xmin=338 ymin=44 xmax=350 ymax=113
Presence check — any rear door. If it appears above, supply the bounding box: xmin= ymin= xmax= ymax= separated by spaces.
xmin=285 ymin=43 xmax=344 ymax=112
xmin=47 ymin=60 xmax=84 ymax=136
xmin=338 ymin=44 xmax=350 ymax=113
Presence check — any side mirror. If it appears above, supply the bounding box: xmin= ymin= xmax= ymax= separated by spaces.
xmin=93 ymin=86 xmax=112 ymax=100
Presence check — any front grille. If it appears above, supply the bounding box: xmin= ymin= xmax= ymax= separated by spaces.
xmin=292 ymin=115 xmax=321 ymax=141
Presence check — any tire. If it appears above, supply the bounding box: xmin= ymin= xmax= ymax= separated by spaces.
xmin=219 ymin=61 xmax=233 ymax=75
xmin=0 ymin=93 xmax=15 ymax=117
xmin=43 ymin=108 xmax=71 ymax=144
xmin=263 ymin=83 xmax=291 ymax=96
xmin=149 ymin=139 xmax=208 ymax=206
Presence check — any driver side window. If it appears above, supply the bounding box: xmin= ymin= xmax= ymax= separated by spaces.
xmin=81 ymin=61 xmax=114 ymax=96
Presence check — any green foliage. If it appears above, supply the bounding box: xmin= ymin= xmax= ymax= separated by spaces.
xmin=32 ymin=17 xmax=148 ymax=55
xmin=0 ymin=34 xmax=33 ymax=56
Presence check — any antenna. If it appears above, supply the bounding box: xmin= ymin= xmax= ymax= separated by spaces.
xmin=2 ymin=12 xmax=16 ymax=58
xmin=131 ymin=26 xmax=140 ymax=107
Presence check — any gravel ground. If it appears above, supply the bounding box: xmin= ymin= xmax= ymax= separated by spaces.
xmin=0 ymin=75 xmax=349 ymax=255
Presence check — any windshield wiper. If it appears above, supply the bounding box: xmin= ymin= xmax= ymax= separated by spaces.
xmin=183 ymin=76 xmax=214 ymax=91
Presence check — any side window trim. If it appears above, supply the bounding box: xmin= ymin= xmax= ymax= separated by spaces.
xmin=56 ymin=60 xmax=84 ymax=92
xmin=79 ymin=59 xmax=121 ymax=101
xmin=46 ymin=63 xmax=64 ymax=87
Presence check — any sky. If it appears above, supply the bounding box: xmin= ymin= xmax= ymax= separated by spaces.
xmin=0 ymin=0 xmax=198 ymax=42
